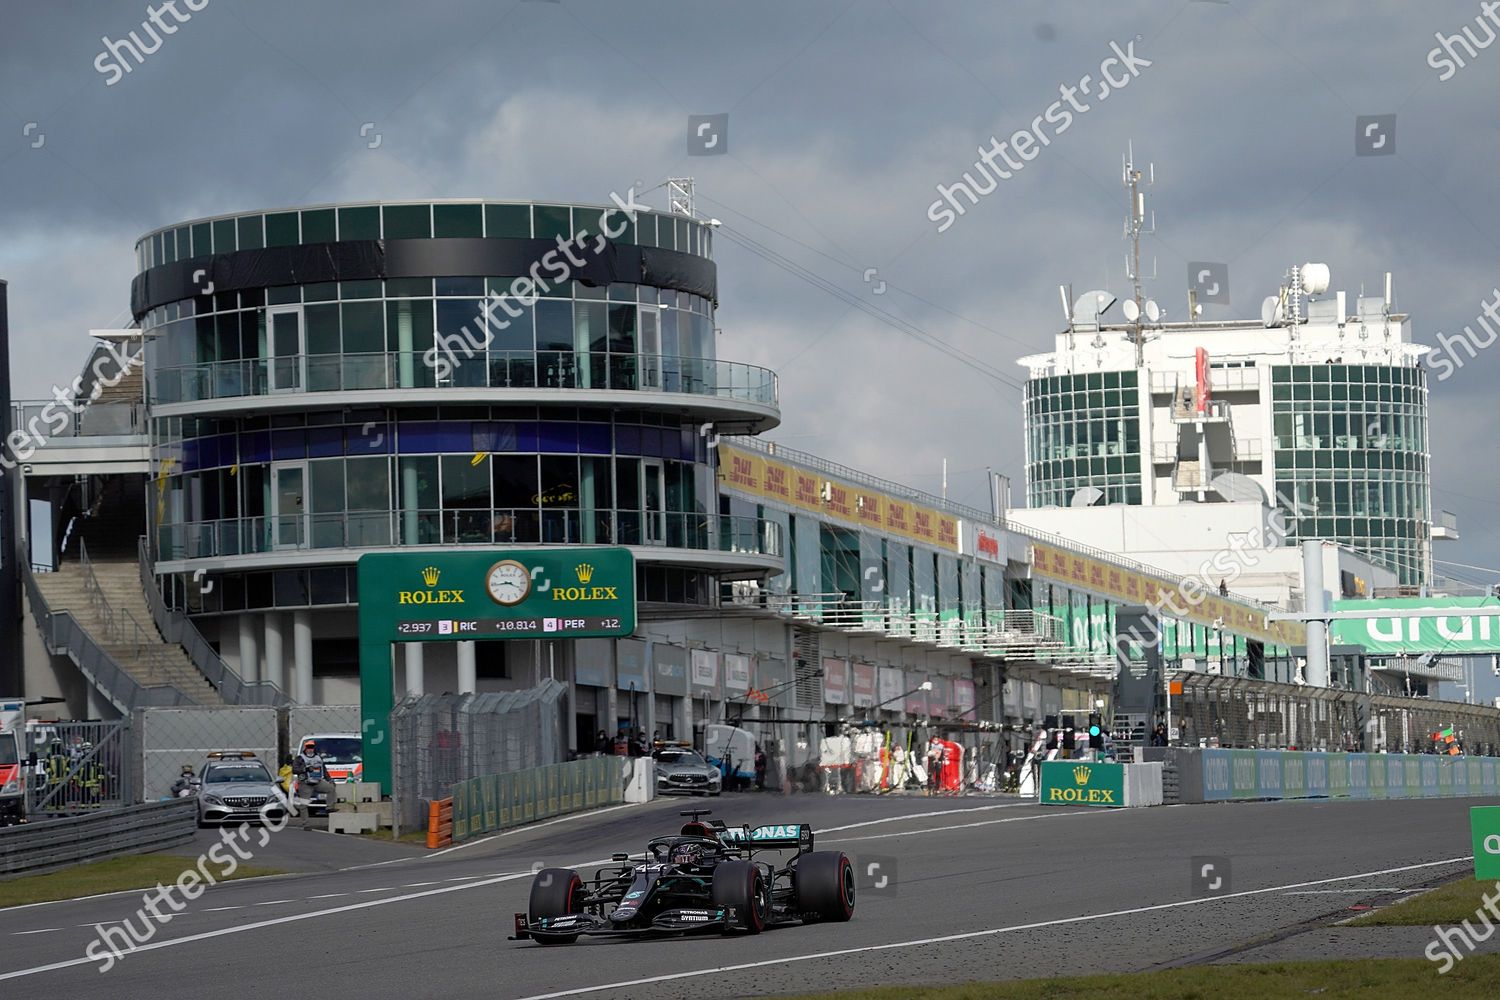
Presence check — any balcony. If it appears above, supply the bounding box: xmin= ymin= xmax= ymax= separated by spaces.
xmin=154 ymin=509 xmax=782 ymax=567
xmin=1170 ymin=395 xmax=1231 ymax=423
xmin=151 ymin=352 xmax=780 ymax=426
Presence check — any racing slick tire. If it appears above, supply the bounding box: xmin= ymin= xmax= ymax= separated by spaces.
xmin=710 ymin=860 xmax=769 ymax=934
xmin=528 ymin=867 xmax=584 ymax=944
xmin=795 ymin=851 xmax=856 ymax=922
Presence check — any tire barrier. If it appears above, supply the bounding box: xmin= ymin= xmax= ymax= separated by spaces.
xmin=1174 ymin=748 xmax=1500 ymax=804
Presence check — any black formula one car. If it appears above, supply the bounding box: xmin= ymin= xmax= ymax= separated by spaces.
xmin=513 ymin=810 xmax=855 ymax=943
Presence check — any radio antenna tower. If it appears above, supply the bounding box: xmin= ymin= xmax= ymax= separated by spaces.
xmin=1122 ymin=144 xmax=1156 ymax=361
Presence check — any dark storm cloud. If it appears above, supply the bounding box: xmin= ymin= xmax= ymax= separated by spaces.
xmin=1 ymin=2 xmax=1497 ymax=635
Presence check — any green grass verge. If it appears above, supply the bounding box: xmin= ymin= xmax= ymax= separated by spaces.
xmin=0 ymin=853 xmax=283 ymax=908
xmin=1350 ymin=877 xmax=1500 ymax=927
xmin=779 ymin=956 xmax=1500 ymax=999
xmin=355 ymin=828 xmax=429 ymax=845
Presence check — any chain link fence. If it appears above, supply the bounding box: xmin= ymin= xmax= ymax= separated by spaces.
xmin=28 ymin=720 xmax=132 ymax=816
xmin=390 ymin=682 xmax=567 ymax=829
xmin=131 ymin=707 xmax=278 ymax=801
xmin=1172 ymin=673 xmax=1500 ymax=754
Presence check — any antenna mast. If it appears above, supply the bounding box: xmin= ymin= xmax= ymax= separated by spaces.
xmin=666 ymin=178 xmax=695 ymax=217
xmin=1122 ymin=144 xmax=1155 ymax=362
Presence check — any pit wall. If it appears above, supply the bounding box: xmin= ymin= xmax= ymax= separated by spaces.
xmin=1170 ymin=748 xmax=1500 ymax=804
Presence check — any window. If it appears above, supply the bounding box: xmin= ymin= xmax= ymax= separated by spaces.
xmin=433 ymin=203 xmax=483 ymax=238
xmin=383 ymin=204 xmax=431 ymax=239
xmin=265 ymin=212 xmax=300 ymax=247
xmin=338 ymin=206 xmax=380 ymax=240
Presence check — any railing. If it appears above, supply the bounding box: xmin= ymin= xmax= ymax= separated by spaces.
xmin=22 ymin=565 xmax=192 ymax=713
xmin=152 ymin=352 xmax=779 ymax=408
xmin=137 ymin=536 xmax=289 ymax=706
xmin=728 ymin=590 xmax=1075 ymax=662
xmin=0 ymin=800 xmax=195 ymax=878
xmin=10 ymin=400 xmax=145 ymax=440
xmin=1150 ymin=442 xmax=1177 ymax=464
xmin=1170 ymin=397 xmax=1230 ymax=422
xmin=155 ymin=510 xmax=783 ymax=562
xmin=78 ymin=540 xmax=182 ymax=689
xmin=726 ymin=436 xmax=1000 ymax=527
xmin=29 ymin=718 xmax=131 ymax=816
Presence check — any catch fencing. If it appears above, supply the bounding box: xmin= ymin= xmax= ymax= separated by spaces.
xmin=390 ymin=683 xmax=567 ymax=829
xmin=1171 ymin=673 xmax=1500 ymax=753
xmin=28 ymin=719 xmax=132 ymax=817
xmin=132 ymin=704 xmax=362 ymax=801
xmin=0 ymin=799 xmax=195 ymax=878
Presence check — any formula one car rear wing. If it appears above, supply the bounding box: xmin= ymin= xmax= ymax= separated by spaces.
xmin=713 ymin=820 xmax=814 ymax=852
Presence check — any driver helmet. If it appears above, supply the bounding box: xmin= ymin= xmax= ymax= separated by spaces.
xmin=671 ymin=842 xmax=704 ymax=866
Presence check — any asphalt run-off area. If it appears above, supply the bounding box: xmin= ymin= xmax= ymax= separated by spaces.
xmin=0 ymin=792 xmax=1482 ymax=999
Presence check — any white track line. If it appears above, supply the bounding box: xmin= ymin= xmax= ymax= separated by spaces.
xmin=418 ymin=802 xmax=647 ymax=859
xmin=0 ymin=859 xmax=613 ymax=983
xmin=822 ymin=810 xmax=1110 ymax=844
xmin=511 ymin=856 xmax=1474 ymax=1000
xmin=813 ymin=802 xmax=1027 ymax=835
xmin=11 ymin=928 xmax=59 ymax=936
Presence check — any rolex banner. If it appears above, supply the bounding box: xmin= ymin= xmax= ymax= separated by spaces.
xmin=1039 ymin=760 xmax=1126 ymax=808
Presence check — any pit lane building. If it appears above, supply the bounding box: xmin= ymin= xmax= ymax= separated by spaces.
xmin=4 ymin=199 xmax=1480 ymax=758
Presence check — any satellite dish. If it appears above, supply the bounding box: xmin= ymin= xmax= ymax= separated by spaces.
xmin=1122 ymin=300 xmax=1140 ymax=322
xmin=1210 ymin=471 xmax=1269 ymax=506
xmin=1073 ymin=290 xmax=1118 ymax=321
xmin=1299 ymin=262 xmax=1330 ymax=296
xmin=1261 ymin=295 xmax=1283 ymax=328
xmin=1144 ymin=299 xmax=1160 ymax=322
xmin=1070 ymin=486 xmax=1105 ymax=508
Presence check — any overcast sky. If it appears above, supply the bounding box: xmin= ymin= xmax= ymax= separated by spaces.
xmin=2 ymin=0 xmax=1498 ymax=686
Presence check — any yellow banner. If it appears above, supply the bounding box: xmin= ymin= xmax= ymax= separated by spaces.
xmin=1030 ymin=541 xmax=1305 ymax=648
xmin=718 ymin=444 xmax=959 ymax=552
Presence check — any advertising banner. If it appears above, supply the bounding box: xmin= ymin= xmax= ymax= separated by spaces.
xmin=1330 ymin=597 xmax=1500 ymax=655
xmin=691 ymin=649 xmax=720 ymax=696
xmin=851 ymin=663 xmax=877 ymax=707
xmin=616 ymin=638 xmax=648 ymax=693
xmin=717 ymin=443 xmax=959 ymax=552
xmin=652 ymin=644 xmax=689 ymax=697
xmin=822 ymin=658 xmax=849 ymax=705
xmin=724 ymin=653 xmax=752 ymax=693
xmin=878 ymin=667 xmax=905 ymax=709
xmin=1039 ymin=760 xmax=1126 ymax=807
xmin=1030 ymin=541 xmax=1303 ymax=648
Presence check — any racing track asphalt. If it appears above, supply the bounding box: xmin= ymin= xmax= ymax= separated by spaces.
xmin=0 ymin=791 xmax=1484 ymax=999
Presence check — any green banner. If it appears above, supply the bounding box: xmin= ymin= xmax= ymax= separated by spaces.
xmin=449 ymin=756 xmax=621 ymax=842
xmin=1330 ymin=597 xmax=1500 ymax=654
xmin=1473 ymin=807 xmax=1500 ymax=881
xmin=1039 ymin=760 xmax=1126 ymax=807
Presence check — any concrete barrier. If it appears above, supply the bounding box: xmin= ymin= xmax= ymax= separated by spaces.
xmin=1175 ymin=748 xmax=1499 ymax=804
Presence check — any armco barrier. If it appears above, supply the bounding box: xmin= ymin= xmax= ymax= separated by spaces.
xmin=0 ymin=799 xmax=196 ymax=878
xmin=1177 ymin=749 xmax=1500 ymax=804
xmin=450 ymin=755 xmax=623 ymax=842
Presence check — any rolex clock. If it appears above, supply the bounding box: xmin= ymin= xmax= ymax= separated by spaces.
xmin=486 ymin=559 xmax=531 ymax=606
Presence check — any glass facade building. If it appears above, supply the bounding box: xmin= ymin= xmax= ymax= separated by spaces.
xmin=1270 ymin=363 xmax=1431 ymax=585
xmin=1023 ymin=370 xmax=1142 ymax=507
xmin=135 ymin=201 xmax=783 ymax=611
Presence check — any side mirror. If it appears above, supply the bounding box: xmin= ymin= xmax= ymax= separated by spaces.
xmin=611 ymin=853 xmax=629 ymax=862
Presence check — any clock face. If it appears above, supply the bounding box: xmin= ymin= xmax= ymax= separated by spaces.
xmin=486 ymin=560 xmax=532 ymax=606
